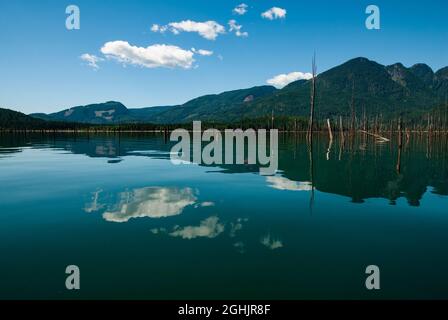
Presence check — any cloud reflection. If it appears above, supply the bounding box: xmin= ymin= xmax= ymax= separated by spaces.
xmin=261 ymin=233 xmax=283 ymax=250
xmin=169 ymin=216 xmax=225 ymax=239
xmin=84 ymin=189 xmax=104 ymax=213
xmin=266 ymin=176 xmax=312 ymax=191
xmin=151 ymin=216 xmax=248 ymax=244
xmin=103 ymin=187 xmax=197 ymax=223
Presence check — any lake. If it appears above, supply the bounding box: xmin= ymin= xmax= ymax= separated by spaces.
xmin=0 ymin=132 xmax=447 ymax=299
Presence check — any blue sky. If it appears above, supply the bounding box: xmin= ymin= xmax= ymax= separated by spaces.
xmin=0 ymin=0 xmax=447 ymax=114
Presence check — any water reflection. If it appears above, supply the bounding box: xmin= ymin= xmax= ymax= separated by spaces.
xmin=260 ymin=233 xmax=283 ymax=250
xmin=1 ymin=132 xmax=448 ymax=299
xmin=102 ymin=187 xmax=197 ymax=222
xmin=150 ymin=214 xmax=249 ymax=252
xmin=0 ymin=132 xmax=447 ymax=206
xmin=168 ymin=216 xmax=225 ymax=240
xmin=229 ymin=218 xmax=247 ymax=237
xmin=84 ymin=189 xmax=104 ymax=213
xmin=266 ymin=176 xmax=312 ymax=191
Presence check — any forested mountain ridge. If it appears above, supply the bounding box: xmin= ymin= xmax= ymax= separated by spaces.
xmin=18 ymin=57 xmax=448 ymax=125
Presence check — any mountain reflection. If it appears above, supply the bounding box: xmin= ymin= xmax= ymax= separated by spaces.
xmin=102 ymin=187 xmax=197 ymax=223
xmin=1 ymin=132 xmax=447 ymax=206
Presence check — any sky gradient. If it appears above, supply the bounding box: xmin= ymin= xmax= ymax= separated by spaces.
xmin=0 ymin=0 xmax=447 ymax=114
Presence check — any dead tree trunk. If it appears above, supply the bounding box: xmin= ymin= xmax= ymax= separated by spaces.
xmin=350 ymin=79 xmax=355 ymax=137
xmin=362 ymin=106 xmax=367 ymax=132
xmin=339 ymin=116 xmax=345 ymax=143
xmin=327 ymin=118 xmax=333 ymax=141
xmin=445 ymin=94 xmax=448 ymax=133
xmin=307 ymin=54 xmax=317 ymax=143
xmin=396 ymin=117 xmax=403 ymax=173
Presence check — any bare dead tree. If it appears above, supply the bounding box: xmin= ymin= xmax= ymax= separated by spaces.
xmin=350 ymin=79 xmax=356 ymax=136
xmin=327 ymin=118 xmax=333 ymax=141
xmin=445 ymin=94 xmax=447 ymax=133
xmin=396 ymin=117 xmax=403 ymax=173
xmin=307 ymin=53 xmax=317 ymax=143
xmin=362 ymin=105 xmax=367 ymax=132
xmin=339 ymin=115 xmax=345 ymax=143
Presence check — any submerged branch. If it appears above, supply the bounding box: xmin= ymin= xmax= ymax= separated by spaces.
xmin=359 ymin=130 xmax=390 ymax=142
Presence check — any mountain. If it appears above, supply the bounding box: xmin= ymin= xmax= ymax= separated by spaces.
xmin=0 ymin=108 xmax=90 ymax=130
xmin=435 ymin=67 xmax=448 ymax=98
xmin=31 ymin=101 xmax=135 ymax=124
xmin=149 ymin=85 xmax=277 ymax=123
xmin=0 ymin=108 xmax=47 ymax=129
xmin=31 ymin=86 xmax=276 ymax=124
xmin=29 ymin=57 xmax=448 ymax=124
xmin=240 ymin=58 xmax=445 ymax=121
xmin=31 ymin=101 xmax=174 ymax=124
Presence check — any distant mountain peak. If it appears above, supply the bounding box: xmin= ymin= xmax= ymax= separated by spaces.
xmin=410 ymin=63 xmax=435 ymax=85
xmin=436 ymin=66 xmax=448 ymax=80
xmin=387 ymin=62 xmax=406 ymax=69
xmin=386 ymin=63 xmax=411 ymax=86
xmin=411 ymin=63 xmax=433 ymax=73
xmin=346 ymin=57 xmax=372 ymax=63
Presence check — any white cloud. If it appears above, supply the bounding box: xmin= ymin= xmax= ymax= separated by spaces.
xmin=150 ymin=24 xmax=167 ymax=33
xmin=169 ymin=216 xmax=225 ymax=239
xmin=266 ymin=71 xmax=313 ymax=88
xmin=150 ymin=24 xmax=159 ymax=32
xmin=266 ymin=176 xmax=313 ymax=191
xmin=197 ymin=49 xmax=213 ymax=56
xmin=233 ymin=3 xmax=248 ymax=15
xmin=100 ymin=41 xmax=195 ymax=69
xmin=152 ymin=20 xmax=226 ymax=40
xmin=228 ymin=19 xmax=248 ymax=37
xmin=102 ymin=187 xmax=197 ymax=223
xmin=191 ymin=48 xmax=214 ymax=56
xmin=80 ymin=53 xmax=103 ymax=69
xmin=261 ymin=7 xmax=287 ymax=20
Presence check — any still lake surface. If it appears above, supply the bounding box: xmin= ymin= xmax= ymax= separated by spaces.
xmin=0 ymin=132 xmax=447 ymax=299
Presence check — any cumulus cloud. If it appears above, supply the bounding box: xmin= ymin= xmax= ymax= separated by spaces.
xmin=191 ymin=48 xmax=214 ymax=56
xmin=228 ymin=19 xmax=248 ymax=37
xmin=266 ymin=71 xmax=313 ymax=88
xmin=169 ymin=216 xmax=225 ymax=239
xmin=102 ymin=187 xmax=197 ymax=223
xmin=266 ymin=176 xmax=313 ymax=191
xmin=80 ymin=53 xmax=103 ymax=69
xmin=233 ymin=3 xmax=248 ymax=15
xmin=261 ymin=7 xmax=287 ymax=20
xmin=100 ymin=41 xmax=195 ymax=69
xmin=152 ymin=20 xmax=226 ymax=40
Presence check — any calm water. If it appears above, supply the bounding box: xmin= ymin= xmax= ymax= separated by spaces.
xmin=0 ymin=132 xmax=447 ymax=300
